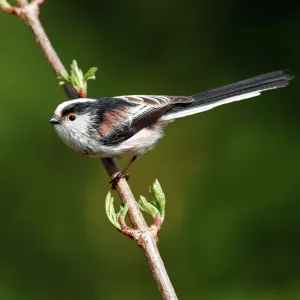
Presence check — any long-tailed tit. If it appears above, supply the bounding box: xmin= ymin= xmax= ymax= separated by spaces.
xmin=49 ymin=71 xmax=292 ymax=183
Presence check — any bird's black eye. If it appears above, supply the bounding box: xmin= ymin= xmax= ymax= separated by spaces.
xmin=69 ymin=114 xmax=76 ymax=121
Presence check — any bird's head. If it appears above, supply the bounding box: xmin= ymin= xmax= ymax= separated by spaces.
xmin=49 ymin=99 xmax=101 ymax=149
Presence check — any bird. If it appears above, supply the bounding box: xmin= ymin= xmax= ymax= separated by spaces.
xmin=49 ymin=70 xmax=292 ymax=185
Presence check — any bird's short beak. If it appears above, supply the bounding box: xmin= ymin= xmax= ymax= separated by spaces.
xmin=49 ymin=117 xmax=60 ymax=125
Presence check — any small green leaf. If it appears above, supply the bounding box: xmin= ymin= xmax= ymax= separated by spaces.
xmin=0 ymin=0 xmax=11 ymax=10
xmin=149 ymin=179 xmax=166 ymax=222
xmin=138 ymin=195 xmax=160 ymax=220
xmin=84 ymin=67 xmax=98 ymax=81
xmin=105 ymin=192 xmax=129 ymax=231
xmin=57 ymin=70 xmax=70 ymax=85
xmin=105 ymin=192 xmax=121 ymax=230
xmin=56 ymin=60 xmax=97 ymax=96
xmin=70 ymin=60 xmax=83 ymax=89
xmin=117 ymin=203 xmax=129 ymax=220
xmin=138 ymin=180 xmax=166 ymax=223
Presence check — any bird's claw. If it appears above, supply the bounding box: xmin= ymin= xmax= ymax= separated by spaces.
xmin=110 ymin=173 xmax=130 ymax=189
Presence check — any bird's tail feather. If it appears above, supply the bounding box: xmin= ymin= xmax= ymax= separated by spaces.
xmin=163 ymin=71 xmax=292 ymax=120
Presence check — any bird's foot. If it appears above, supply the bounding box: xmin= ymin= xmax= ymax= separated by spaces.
xmin=110 ymin=173 xmax=130 ymax=190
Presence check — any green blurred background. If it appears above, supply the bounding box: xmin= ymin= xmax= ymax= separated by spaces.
xmin=1 ymin=1 xmax=299 ymax=299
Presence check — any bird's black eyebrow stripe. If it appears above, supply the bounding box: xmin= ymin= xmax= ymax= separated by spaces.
xmin=61 ymin=98 xmax=135 ymax=117
xmin=61 ymin=105 xmax=76 ymax=116
xmin=61 ymin=102 xmax=92 ymax=116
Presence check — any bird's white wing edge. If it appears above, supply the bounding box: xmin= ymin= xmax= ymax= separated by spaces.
xmin=161 ymin=91 xmax=261 ymax=120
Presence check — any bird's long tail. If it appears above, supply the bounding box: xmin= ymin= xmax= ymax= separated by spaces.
xmin=163 ymin=71 xmax=292 ymax=120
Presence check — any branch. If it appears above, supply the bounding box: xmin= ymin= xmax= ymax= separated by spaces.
xmin=0 ymin=1 xmax=178 ymax=299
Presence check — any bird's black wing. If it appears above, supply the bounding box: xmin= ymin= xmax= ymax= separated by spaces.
xmin=100 ymin=95 xmax=193 ymax=146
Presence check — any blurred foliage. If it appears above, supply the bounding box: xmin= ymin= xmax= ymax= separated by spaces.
xmin=0 ymin=0 xmax=299 ymax=299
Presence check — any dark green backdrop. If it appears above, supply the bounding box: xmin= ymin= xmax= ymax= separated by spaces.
xmin=1 ymin=1 xmax=299 ymax=299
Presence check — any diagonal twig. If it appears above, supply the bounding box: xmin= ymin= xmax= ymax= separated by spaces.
xmin=0 ymin=1 xmax=178 ymax=299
